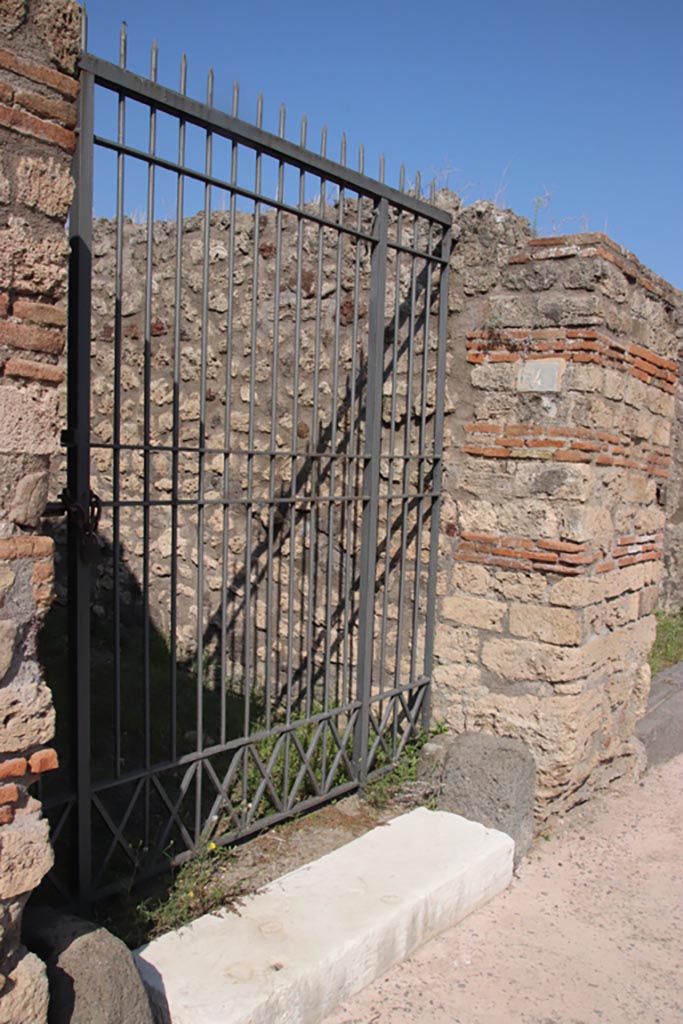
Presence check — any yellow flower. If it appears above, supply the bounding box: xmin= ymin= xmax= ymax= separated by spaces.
xmin=209 ymin=841 xmax=217 ymax=851
xmin=188 ymin=890 xmax=195 ymax=899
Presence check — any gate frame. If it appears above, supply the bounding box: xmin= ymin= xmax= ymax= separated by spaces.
xmin=60 ymin=45 xmax=452 ymax=913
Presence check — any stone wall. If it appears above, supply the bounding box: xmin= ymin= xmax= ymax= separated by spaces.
xmin=82 ymin=192 xmax=683 ymax=825
xmin=434 ymin=203 xmax=682 ymax=819
xmin=0 ymin=1 xmax=79 ymax=1020
xmin=661 ymin=303 xmax=683 ymax=608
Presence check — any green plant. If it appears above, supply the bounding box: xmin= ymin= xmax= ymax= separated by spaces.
xmin=649 ymin=609 xmax=683 ymax=675
xmin=104 ymin=836 xmax=241 ymax=948
xmin=363 ymin=728 xmax=431 ymax=810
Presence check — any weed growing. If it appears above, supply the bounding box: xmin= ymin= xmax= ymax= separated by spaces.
xmin=649 ymin=609 xmax=683 ymax=675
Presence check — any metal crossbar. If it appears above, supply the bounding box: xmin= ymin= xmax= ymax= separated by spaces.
xmin=41 ymin=28 xmax=451 ymax=911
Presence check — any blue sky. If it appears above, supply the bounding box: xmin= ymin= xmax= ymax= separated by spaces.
xmin=84 ymin=0 xmax=682 ymax=288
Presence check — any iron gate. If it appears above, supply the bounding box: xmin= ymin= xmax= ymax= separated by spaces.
xmin=42 ymin=28 xmax=451 ymax=910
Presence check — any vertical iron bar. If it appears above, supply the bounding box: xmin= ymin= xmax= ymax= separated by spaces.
xmin=265 ymin=104 xmax=286 ymax=733
xmin=195 ymin=69 xmax=214 ymax=842
xmin=112 ymin=35 xmax=127 ymax=783
xmin=422 ymin=224 xmax=450 ymax=729
xmin=142 ymin=42 xmax=157 ymax=841
xmin=354 ymin=197 xmax=387 ymax=784
xmin=219 ymin=81 xmax=239 ymax=749
xmin=170 ymin=54 xmax=188 ymax=764
xmin=68 ymin=66 xmax=94 ymax=914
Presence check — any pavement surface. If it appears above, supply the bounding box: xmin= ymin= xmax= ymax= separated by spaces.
xmin=323 ymin=752 xmax=683 ymax=1024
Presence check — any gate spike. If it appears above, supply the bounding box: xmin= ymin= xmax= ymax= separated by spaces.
xmin=379 ymin=153 xmax=385 ymax=184
xmin=256 ymin=92 xmax=263 ymax=129
xmin=358 ymin=144 xmax=364 ymax=175
xmin=150 ymin=39 xmax=158 ymax=82
xmin=415 ymin=170 xmax=422 ymax=198
xmin=232 ymin=81 xmax=239 ymax=117
xmin=119 ymin=21 xmax=127 ymax=69
xmin=278 ymin=103 xmax=286 ymax=139
xmin=430 ymin=176 xmax=436 ymax=202
xmin=207 ymin=67 xmax=214 ymax=106
xmin=320 ymin=125 xmax=327 ymax=157
xmin=340 ymin=133 xmax=347 ymax=167
xmin=300 ymin=114 xmax=307 ymax=148
xmin=399 ymin=163 xmax=406 ymax=191
xmin=180 ymin=54 xmax=187 ymax=95
xmin=80 ymin=3 xmax=88 ymax=52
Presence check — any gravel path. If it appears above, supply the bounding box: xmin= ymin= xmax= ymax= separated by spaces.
xmin=324 ymin=755 xmax=683 ymax=1024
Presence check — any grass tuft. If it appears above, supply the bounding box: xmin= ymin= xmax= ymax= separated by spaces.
xmin=649 ymin=609 xmax=683 ymax=676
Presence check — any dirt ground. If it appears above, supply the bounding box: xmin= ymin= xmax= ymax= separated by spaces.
xmin=320 ymin=754 xmax=683 ymax=1024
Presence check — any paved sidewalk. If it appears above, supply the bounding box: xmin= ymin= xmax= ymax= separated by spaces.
xmin=324 ymin=754 xmax=683 ymax=1024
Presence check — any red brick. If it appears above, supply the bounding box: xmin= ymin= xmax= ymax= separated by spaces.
xmin=507 ymin=255 xmax=530 ymax=265
xmin=559 ymin=552 xmax=599 ymax=566
xmin=570 ymin=441 xmax=603 ymax=452
xmin=12 ymin=300 xmax=66 ymax=328
xmin=598 ymin=432 xmax=622 ymax=445
xmin=542 ymin=564 xmax=583 ymax=576
xmin=488 ymin=351 xmax=519 ymax=363
xmin=630 ymin=368 xmax=652 ymax=384
xmin=0 ymin=294 xmax=8 ymax=318
xmin=0 ymin=784 xmax=19 ymax=805
xmin=628 ymin=342 xmax=677 ymax=373
xmin=464 ymin=423 xmax=502 ymax=434
xmin=487 ymin=556 xmax=532 ymax=571
xmin=466 ymin=353 xmax=485 ymax=364
xmin=506 ymin=424 xmax=541 ymax=436
xmin=0 ymin=47 xmax=79 ymax=99
xmin=572 ymin=352 xmax=602 ymax=364
xmin=0 ymin=758 xmax=27 ymax=781
xmin=554 ymin=450 xmax=592 ymax=463
xmin=595 ymin=561 xmax=616 ymax=574
xmin=528 ymin=550 xmax=559 ymax=564
xmin=527 ymin=439 xmax=559 ymax=449
xmin=0 ymin=805 xmax=15 ymax=826
xmin=596 ymin=455 xmax=614 ymax=466
xmin=0 ymin=320 xmax=64 ymax=354
xmin=3 ymin=357 xmax=65 ymax=384
xmin=536 ymin=539 xmax=587 ymax=554
xmin=28 ymin=748 xmax=59 ymax=774
xmin=492 ymin=547 xmax=531 ymax=560
xmin=0 ymin=103 xmax=76 ymax=153
xmin=460 ymin=532 xmax=498 ymax=545
xmin=15 ymin=90 xmax=76 ymax=130
xmin=0 ymin=82 xmax=13 ymax=104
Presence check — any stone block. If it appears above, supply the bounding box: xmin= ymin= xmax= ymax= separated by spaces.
xmin=9 ymin=469 xmax=48 ymax=527
xmin=0 ymin=810 xmax=53 ymax=900
xmin=15 ymin=154 xmax=74 ymax=221
xmin=23 ymin=909 xmax=154 ymax=1024
xmin=421 ymin=731 xmax=536 ymax=866
xmin=0 ymin=384 xmax=61 ymax=458
xmin=516 ymin=358 xmax=565 ymax=393
xmin=0 ymin=679 xmax=55 ymax=754
xmin=441 ymin=594 xmax=506 ymax=631
xmin=509 ymin=603 xmax=582 ymax=646
xmin=0 ymin=948 xmax=49 ymax=1024
xmin=0 ymin=619 xmax=17 ymax=681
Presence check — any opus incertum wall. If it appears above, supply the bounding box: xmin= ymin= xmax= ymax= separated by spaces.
xmin=0 ymin=0 xmax=80 ymax=1019
xmin=435 ymin=205 xmax=682 ymax=819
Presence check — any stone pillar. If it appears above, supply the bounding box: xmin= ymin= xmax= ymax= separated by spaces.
xmin=434 ymin=201 xmax=682 ymax=821
xmin=0 ymin=1 xmax=80 ymax=1019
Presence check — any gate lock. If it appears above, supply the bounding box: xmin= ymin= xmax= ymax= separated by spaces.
xmin=56 ymin=488 xmax=102 ymax=564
